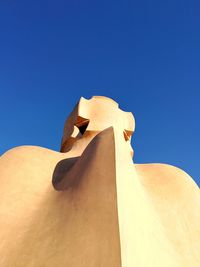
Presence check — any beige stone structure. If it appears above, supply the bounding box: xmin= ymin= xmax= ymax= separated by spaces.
xmin=0 ymin=96 xmax=199 ymax=267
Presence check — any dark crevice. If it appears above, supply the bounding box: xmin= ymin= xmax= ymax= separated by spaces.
xmin=76 ymin=120 xmax=89 ymax=135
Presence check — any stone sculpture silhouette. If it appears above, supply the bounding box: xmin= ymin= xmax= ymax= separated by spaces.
xmin=0 ymin=96 xmax=199 ymax=267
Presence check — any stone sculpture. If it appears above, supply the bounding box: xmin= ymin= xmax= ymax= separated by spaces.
xmin=0 ymin=96 xmax=199 ymax=267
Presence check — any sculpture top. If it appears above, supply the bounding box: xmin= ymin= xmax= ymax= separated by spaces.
xmin=60 ymin=96 xmax=135 ymax=152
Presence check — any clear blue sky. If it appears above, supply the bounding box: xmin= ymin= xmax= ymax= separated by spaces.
xmin=0 ymin=1 xmax=199 ymax=185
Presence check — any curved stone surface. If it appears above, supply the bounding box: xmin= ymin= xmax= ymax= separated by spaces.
xmin=0 ymin=96 xmax=199 ymax=267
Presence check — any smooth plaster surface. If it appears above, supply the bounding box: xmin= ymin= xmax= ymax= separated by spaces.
xmin=0 ymin=96 xmax=199 ymax=267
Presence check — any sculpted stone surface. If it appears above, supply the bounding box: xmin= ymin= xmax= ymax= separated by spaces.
xmin=0 ymin=96 xmax=199 ymax=267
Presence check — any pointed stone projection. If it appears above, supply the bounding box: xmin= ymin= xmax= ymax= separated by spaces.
xmin=0 ymin=96 xmax=199 ymax=267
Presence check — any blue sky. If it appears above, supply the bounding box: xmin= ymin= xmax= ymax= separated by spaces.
xmin=0 ymin=0 xmax=199 ymax=185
